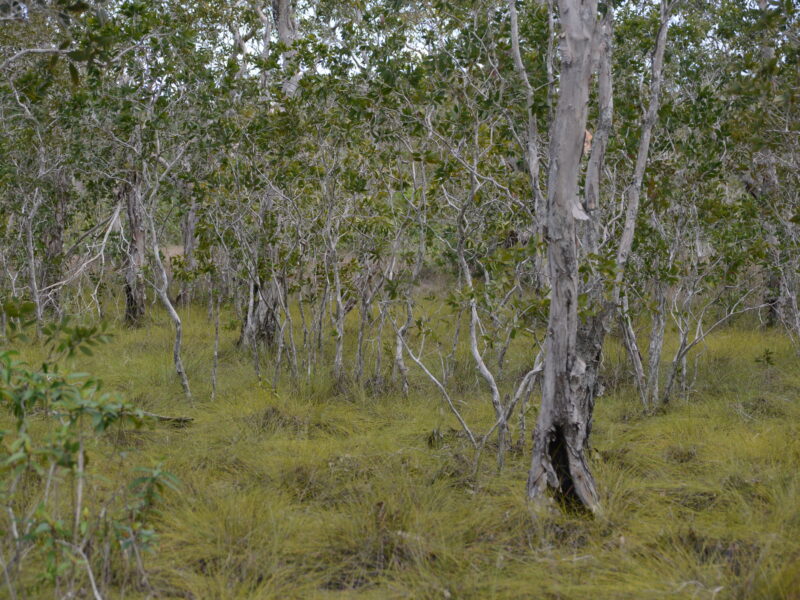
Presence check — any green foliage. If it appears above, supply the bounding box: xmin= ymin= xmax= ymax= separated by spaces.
xmin=0 ymin=299 xmax=177 ymax=597
xmin=1 ymin=0 xmax=799 ymax=593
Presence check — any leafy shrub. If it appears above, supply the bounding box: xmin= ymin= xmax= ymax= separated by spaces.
xmin=0 ymin=299 xmax=177 ymax=598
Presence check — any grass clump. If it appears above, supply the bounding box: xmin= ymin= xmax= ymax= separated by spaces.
xmin=3 ymin=305 xmax=799 ymax=598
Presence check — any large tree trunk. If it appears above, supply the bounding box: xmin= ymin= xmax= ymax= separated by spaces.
xmin=272 ymin=0 xmax=302 ymax=97
xmin=527 ymin=0 xmax=600 ymax=512
xmin=123 ymin=180 xmax=147 ymax=326
xmin=570 ymin=5 xmax=616 ymax=428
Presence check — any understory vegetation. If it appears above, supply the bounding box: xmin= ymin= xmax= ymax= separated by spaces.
xmin=2 ymin=0 xmax=799 ymax=597
xmin=5 ymin=305 xmax=800 ymax=599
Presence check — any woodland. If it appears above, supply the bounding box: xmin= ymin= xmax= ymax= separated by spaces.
xmin=0 ymin=0 xmax=799 ymax=598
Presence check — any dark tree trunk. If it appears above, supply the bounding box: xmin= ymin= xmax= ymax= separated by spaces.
xmin=124 ymin=180 xmax=147 ymax=327
xmin=41 ymin=184 xmax=67 ymax=313
xmin=764 ymin=266 xmax=781 ymax=328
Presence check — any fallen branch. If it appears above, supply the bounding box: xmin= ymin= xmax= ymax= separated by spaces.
xmin=138 ymin=410 xmax=194 ymax=427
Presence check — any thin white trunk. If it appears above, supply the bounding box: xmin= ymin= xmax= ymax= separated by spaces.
xmin=509 ymin=0 xmax=547 ymax=287
xmin=614 ymin=0 xmax=677 ymax=301
xmin=619 ymin=294 xmax=646 ymax=407
xmin=24 ymin=192 xmax=43 ymax=334
xmin=211 ymin=288 xmax=220 ymax=401
xmin=331 ymin=251 xmax=345 ymax=383
xmin=149 ymin=218 xmax=192 ymax=402
xmin=394 ymin=301 xmax=412 ymax=396
xmin=645 ymin=283 xmax=667 ymax=408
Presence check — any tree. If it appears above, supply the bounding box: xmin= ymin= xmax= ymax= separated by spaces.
xmin=526 ymin=0 xmax=600 ymax=512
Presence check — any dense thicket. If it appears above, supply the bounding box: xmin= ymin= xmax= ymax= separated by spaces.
xmin=1 ymin=0 xmax=798 ymax=504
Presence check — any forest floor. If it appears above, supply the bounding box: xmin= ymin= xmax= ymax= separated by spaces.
xmin=8 ymin=306 xmax=800 ymax=599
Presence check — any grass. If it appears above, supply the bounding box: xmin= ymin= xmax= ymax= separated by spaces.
xmin=7 ymin=303 xmax=800 ymax=599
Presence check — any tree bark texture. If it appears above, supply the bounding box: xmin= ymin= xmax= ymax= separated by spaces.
xmin=527 ymin=0 xmax=600 ymax=512
xmin=123 ymin=180 xmax=147 ymax=326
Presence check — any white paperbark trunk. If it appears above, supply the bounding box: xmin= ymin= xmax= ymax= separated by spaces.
xmin=527 ymin=0 xmax=600 ymax=512
xmin=149 ymin=218 xmax=192 ymax=401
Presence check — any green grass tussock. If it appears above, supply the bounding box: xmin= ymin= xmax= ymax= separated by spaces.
xmin=5 ymin=306 xmax=800 ymax=599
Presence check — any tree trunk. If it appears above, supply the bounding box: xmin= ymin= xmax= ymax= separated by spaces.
xmin=331 ymin=251 xmax=345 ymax=384
xmin=178 ymin=199 xmax=198 ymax=306
xmin=239 ymin=193 xmax=282 ymax=351
xmin=527 ymin=0 xmax=600 ymax=512
xmin=583 ymin=4 xmax=613 ymax=214
xmin=211 ymin=287 xmax=220 ymax=401
xmin=645 ymin=282 xmax=667 ymax=407
xmin=613 ymin=0 xmax=673 ymax=298
xmin=779 ymin=263 xmax=800 ymax=347
xmin=41 ymin=184 xmax=67 ymax=315
xmin=238 ymin=279 xmax=279 ymax=349
xmin=393 ymin=300 xmax=412 ymax=396
xmin=149 ymin=218 xmax=192 ymax=401
xmin=355 ymin=292 xmax=370 ymax=384
xmin=572 ymin=6 xmax=615 ymax=422
xmin=619 ymin=294 xmax=646 ymax=405
xmin=124 ymin=180 xmax=147 ymax=326
xmin=662 ymin=336 xmax=688 ymax=406
xmin=764 ymin=262 xmax=781 ymax=327
xmin=25 ymin=191 xmax=43 ymax=335
xmin=508 ymin=0 xmax=547 ymax=289
xmin=272 ymin=0 xmax=302 ymax=97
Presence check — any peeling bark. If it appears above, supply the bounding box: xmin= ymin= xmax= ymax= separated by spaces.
xmin=527 ymin=0 xmax=600 ymax=512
